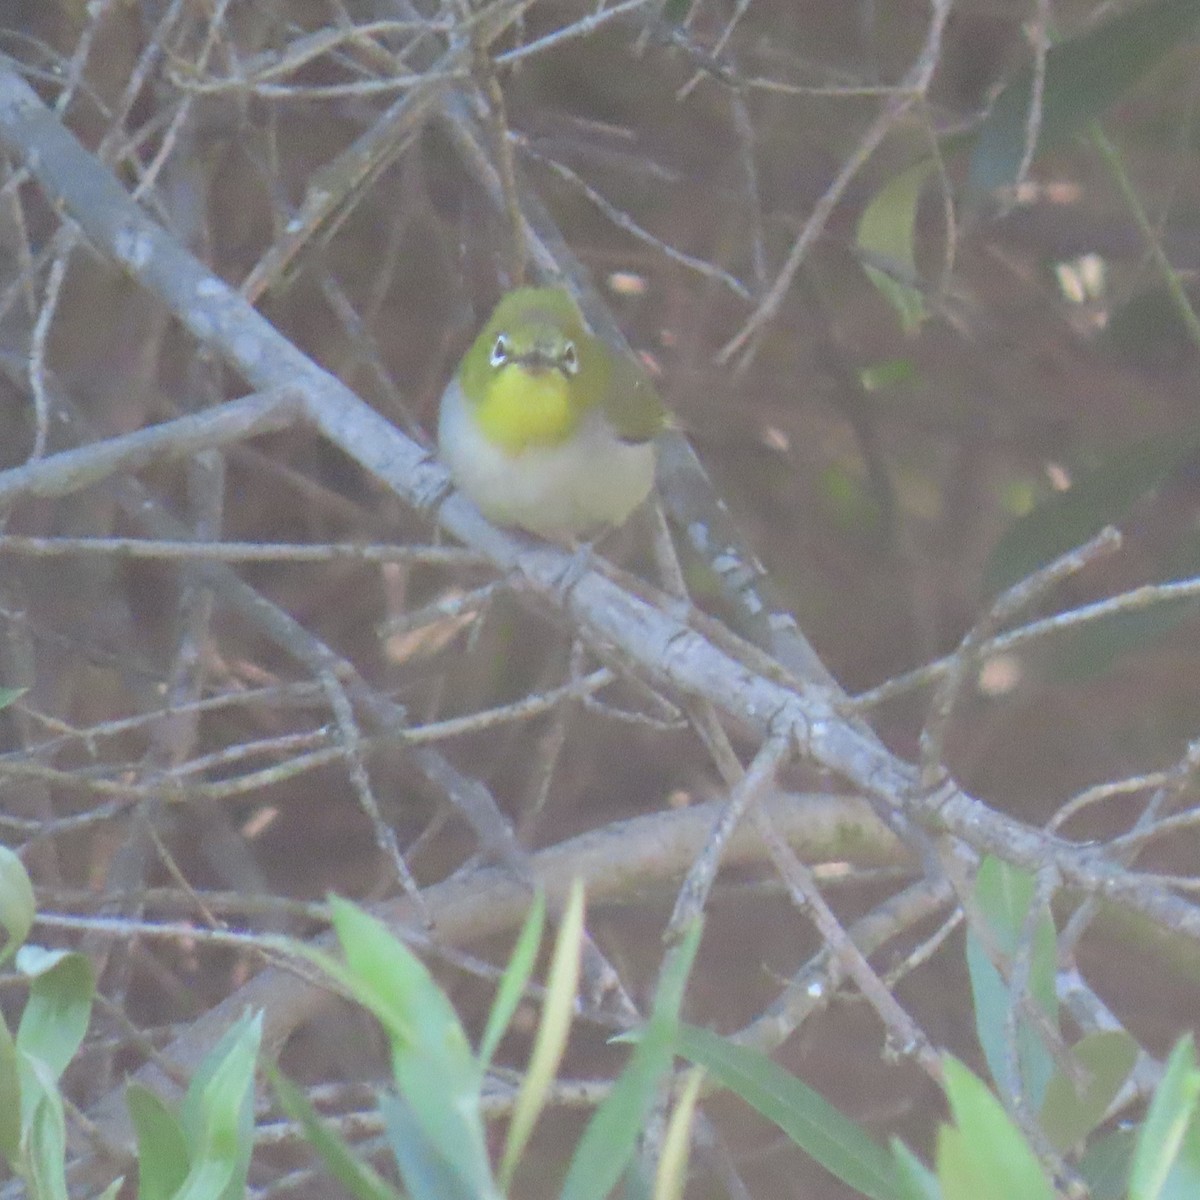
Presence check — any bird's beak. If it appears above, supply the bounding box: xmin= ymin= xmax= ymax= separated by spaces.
xmin=514 ymin=350 xmax=560 ymax=375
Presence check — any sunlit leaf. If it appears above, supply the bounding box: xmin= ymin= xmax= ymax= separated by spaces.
xmin=1129 ymin=1035 xmax=1200 ymax=1200
xmin=0 ymin=848 xmax=34 ymax=966
xmin=936 ymin=1057 xmax=1054 ymax=1200
xmin=479 ymin=890 xmax=545 ymax=1070
xmin=127 ymin=1084 xmax=189 ymax=1200
xmin=500 ymin=881 xmax=582 ymax=1187
xmin=327 ymin=897 xmax=496 ymax=1200
xmin=178 ymin=1009 xmax=262 ymax=1200
xmin=21 ymin=1054 xmax=68 ymax=1200
xmin=857 ymin=161 xmax=934 ymax=333
xmin=1159 ymin=1110 xmax=1200 ymax=1200
xmin=891 ymin=1138 xmax=941 ymax=1200
xmin=653 ymin=1067 xmax=704 ymax=1200
xmin=16 ymin=948 xmax=94 ymax=1082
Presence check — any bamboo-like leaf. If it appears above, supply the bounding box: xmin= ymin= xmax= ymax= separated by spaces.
xmin=678 ymin=1023 xmax=898 ymax=1200
xmin=1129 ymin=1035 xmax=1200 ymax=1200
xmin=653 ymin=1068 xmax=704 ymax=1200
xmin=500 ymin=880 xmax=582 ymax=1187
xmin=0 ymin=849 xmax=34 ymax=967
xmin=479 ymin=890 xmax=545 ymax=1070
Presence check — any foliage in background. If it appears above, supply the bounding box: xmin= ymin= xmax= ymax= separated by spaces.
xmin=0 ymin=847 xmax=260 ymax=1200
xmin=2 ymin=0 xmax=1200 ymax=1197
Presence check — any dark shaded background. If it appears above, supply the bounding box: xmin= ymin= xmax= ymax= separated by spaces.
xmin=2 ymin=0 xmax=1200 ymax=1195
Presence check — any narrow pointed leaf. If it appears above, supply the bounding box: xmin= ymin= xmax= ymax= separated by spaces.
xmin=558 ymin=921 xmax=703 ymax=1200
xmin=938 ymin=1057 xmax=1054 ymax=1200
xmin=269 ymin=1067 xmax=403 ymax=1200
xmin=891 ymin=1139 xmax=941 ymax=1200
xmin=501 ymin=881 xmax=582 ymax=1186
xmin=1129 ymin=1035 xmax=1200 ymax=1200
xmin=21 ymin=1054 xmax=69 ymax=1200
xmin=857 ymin=161 xmax=933 ymax=333
xmin=1080 ymin=1128 xmax=1136 ymax=1200
xmin=1040 ymin=1030 xmax=1138 ymax=1151
xmin=0 ymin=1013 xmax=19 ymax=1166
xmin=0 ymin=848 xmax=33 ymax=966
xmin=179 ymin=1009 xmax=261 ymax=1200
xmin=965 ymin=858 xmax=1056 ymax=1108
xmin=379 ymin=1092 xmax=482 ymax=1200
xmin=327 ymin=898 xmax=496 ymax=1200
xmin=127 ymin=1083 xmax=189 ymax=1200
xmin=16 ymin=948 xmax=94 ymax=1082
xmin=653 ymin=1067 xmax=704 ymax=1200
xmin=678 ymin=1023 xmax=898 ymax=1200
xmin=479 ymin=890 xmax=545 ymax=1069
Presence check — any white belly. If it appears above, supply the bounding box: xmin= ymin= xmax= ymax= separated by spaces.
xmin=438 ymin=377 xmax=656 ymax=538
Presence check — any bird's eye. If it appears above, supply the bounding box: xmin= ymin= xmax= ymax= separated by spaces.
xmin=490 ymin=335 xmax=511 ymax=368
xmin=561 ymin=341 xmax=579 ymax=375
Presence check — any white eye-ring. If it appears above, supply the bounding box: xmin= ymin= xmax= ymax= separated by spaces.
xmin=561 ymin=341 xmax=579 ymax=375
xmin=490 ymin=334 xmax=511 ymax=367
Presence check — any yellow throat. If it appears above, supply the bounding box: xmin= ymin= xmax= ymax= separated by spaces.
xmin=437 ymin=287 xmax=665 ymax=539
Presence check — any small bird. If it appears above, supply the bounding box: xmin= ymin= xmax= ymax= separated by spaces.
xmin=438 ymin=287 xmax=665 ymax=539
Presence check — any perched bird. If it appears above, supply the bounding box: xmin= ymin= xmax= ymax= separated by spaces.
xmin=438 ymin=287 xmax=665 ymax=539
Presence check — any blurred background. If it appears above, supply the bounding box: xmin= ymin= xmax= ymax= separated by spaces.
xmin=2 ymin=0 xmax=1200 ymax=1195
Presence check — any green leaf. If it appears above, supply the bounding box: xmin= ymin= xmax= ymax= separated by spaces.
xmin=678 ymin=1024 xmax=898 ymax=1200
xmin=964 ymin=859 xmax=1057 ymax=1109
xmin=479 ymin=890 xmax=545 ymax=1069
xmin=558 ymin=921 xmax=703 ymax=1200
xmin=860 ymin=358 xmax=918 ymax=391
xmin=937 ymin=1057 xmax=1055 ymax=1200
xmin=1040 ymin=1030 xmax=1138 ymax=1151
xmin=171 ymin=1155 xmax=236 ymax=1200
xmin=269 ymin=1066 xmax=403 ymax=1200
xmin=968 ymin=0 xmax=1200 ymax=194
xmin=380 ymin=1092 xmax=481 ymax=1200
xmin=935 ymin=1124 xmax=974 ymax=1200
xmin=178 ymin=1009 xmax=262 ymax=1200
xmin=1130 ymin=1035 xmax=1200 ymax=1200
xmin=857 ymin=161 xmax=934 ymax=334
xmin=984 ymin=435 xmax=1200 ymax=595
xmin=891 ymin=1139 xmax=942 ymax=1200
xmin=327 ymin=897 xmax=496 ymax=1200
xmin=0 ymin=848 xmax=34 ymax=966
xmin=16 ymin=948 xmax=94 ymax=1082
xmin=127 ymin=1084 xmax=189 ymax=1200
xmin=501 ymin=881 xmax=582 ymax=1187
xmin=1080 ymin=1128 xmax=1136 ymax=1200
xmin=0 ymin=1011 xmax=20 ymax=1167
xmin=1160 ymin=1110 xmax=1200 ymax=1200
xmin=653 ymin=1067 xmax=703 ymax=1200
xmin=21 ymin=1054 xmax=69 ymax=1200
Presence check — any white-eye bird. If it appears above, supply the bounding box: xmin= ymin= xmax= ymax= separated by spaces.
xmin=437 ymin=287 xmax=665 ymax=539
